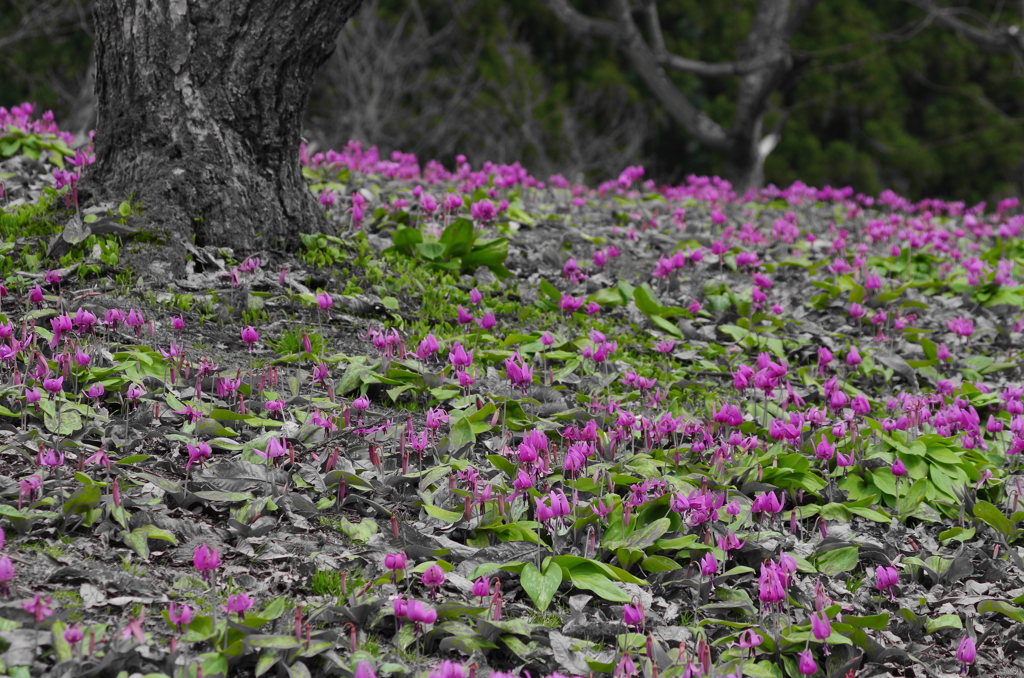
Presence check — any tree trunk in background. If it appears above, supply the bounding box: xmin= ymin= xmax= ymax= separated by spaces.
xmin=88 ymin=0 xmax=362 ymax=256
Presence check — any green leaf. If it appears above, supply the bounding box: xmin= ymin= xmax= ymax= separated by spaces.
xmin=44 ymin=402 xmax=82 ymax=435
xmin=423 ymin=504 xmax=463 ymax=523
xmin=633 ymin=285 xmax=663 ymax=317
xmin=974 ymin=501 xmax=1017 ymax=541
xmin=447 ymin=416 xmax=475 ymax=452
xmin=440 ymin=218 xmax=474 ymax=259
xmin=63 ymin=484 xmax=101 ymax=516
xmin=641 ymin=555 xmax=681 ymax=572
xmin=604 ymin=517 xmax=670 ymax=551
xmin=650 ymin=314 xmax=684 ymax=339
xmin=977 ymin=600 xmax=1024 ymax=622
xmin=567 ymin=571 xmax=631 ymax=602
xmin=539 ymin=278 xmax=562 ymax=302
xmin=813 ymin=546 xmax=859 ymax=575
xmin=925 ymin=614 xmax=962 ymax=633
xmin=246 ymin=635 xmax=303 ymax=649
xmin=520 ymin=560 xmax=562 ymax=612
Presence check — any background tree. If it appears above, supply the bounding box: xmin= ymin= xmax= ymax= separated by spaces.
xmin=3 ymin=0 xmax=1024 ymax=206
xmin=542 ymin=0 xmax=822 ymax=192
xmin=86 ymin=0 xmax=363 ymax=259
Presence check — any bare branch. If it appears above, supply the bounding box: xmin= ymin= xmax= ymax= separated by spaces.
xmin=903 ymin=0 xmax=1024 ymax=61
xmin=541 ymin=0 xmax=619 ymax=40
xmin=641 ymin=0 xmax=667 ymax=58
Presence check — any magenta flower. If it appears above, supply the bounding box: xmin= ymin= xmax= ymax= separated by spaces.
xmin=240 ymin=326 xmax=259 ymax=351
xmin=947 ymin=317 xmax=974 ymax=338
xmin=37 ymin=447 xmax=64 ymax=469
xmin=875 ymin=565 xmax=899 ymax=599
xmin=85 ymin=447 xmax=112 ymax=470
xmin=405 ymin=599 xmax=437 ymax=627
xmin=352 ymin=396 xmax=370 ymax=411
xmin=384 ymin=553 xmax=408 ymax=572
xmin=356 ymin=662 xmax=377 ymax=678
xmin=43 ymin=375 xmax=64 ymax=394
xmin=221 ymin=592 xmax=254 ymax=619
xmin=891 ymin=458 xmax=907 ymax=476
xmin=168 ymin=602 xmax=194 ymax=631
xmin=175 ymin=402 xmax=204 ymax=424
xmin=737 ymin=629 xmax=762 ymax=656
xmin=311 ymin=362 xmax=329 ymax=385
xmin=623 ymin=601 xmax=643 ymax=631
xmin=811 ymin=609 xmax=831 ymax=641
xmin=956 ymin=636 xmax=976 ymax=673
xmin=125 ymin=309 xmax=145 ymax=337
xmin=86 ymin=383 xmax=105 ymax=399
xmin=429 ymin=660 xmax=464 ymax=678
xmin=103 ymin=308 xmax=125 ymax=329
xmin=0 ymin=555 xmax=13 ymax=597
xmin=472 ymin=577 xmax=490 ymax=599
xmin=558 ymin=295 xmax=583 ymax=314
xmin=193 ymin=543 xmax=221 ymax=583
xmin=416 ymin=334 xmax=440 ymax=360
xmin=797 ymin=649 xmax=817 ymax=675
xmin=63 ymin=625 xmax=84 ymax=648
xmin=186 ymin=441 xmax=212 ymax=471
xmin=448 ymin=342 xmax=473 ymax=371
xmin=21 ymin=593 xmax=53 ymax=622
xmin=477 ymin=311 xmax=496 ymax=330
xmin=316 ymin=292 xmax=333 ymax=313
xmin=470 ymin=199 xmax=496 ymax=222
xmin=28 ymin=285 xmax=44 ymax=306
xmin=73 ymin=307 xmax=96 ymax=333
xmin=18 ymin=475 xmax=41 ymax=508
xmin=257 ymin=437 xmax=287 ymax=464
xmin=420 ymin=564 xmax=446 ymax=598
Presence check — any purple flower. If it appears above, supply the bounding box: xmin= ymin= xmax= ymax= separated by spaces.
xmin=429 ymin=660 xmax=464 ymax=678
xmin=168 ymin=602 xmax=194 ymax=630
xmin=385 ymin=553 xmax=408 ymax=571
xmin=797 ymin=649 xmax=817 ymax=675
xmin=193 ymin=543 xmax=220 ymax=583
xmin=86 ymin=383 xmax=105 ymax=399
xmin=21 ymin=593 xmax=53 ymax=622
xmin=623 ymin=601 xmax=643 ymax=630
xmin=416 ymin=334 xmax=440 ymax=360
xmin=356 ymin=662 xmax=377 ymax=678
xmin=38 ymin=447 xmax=64 ymax=468
xmin=875 ymin=565 xmax=899 ymax=599
xmin=63 ymin=624 xmax=84 ymax=647
xmin=257 ymin=437 xmax=287 ymax=463
xmin=956 ymin=636 xmax=976 ymax=671
xmin=891 ymin=458 xmax=907 ymax=477
xmin=240 ymin=326 xmax=259 ymax=350
xmin=405 ymin=599 xmax=437 ymax=625
xmin=947 ymin=317 xmax=974 ymax=338
xmin=810 ymin=610 xmax=831 ymax=641
xmin=420 ymin=564 xmax=446 ymax=595
xmin=0 ymin=555 xmax=14 ymax=597
xmin=221 ymin=592 xmax=254 ymax=619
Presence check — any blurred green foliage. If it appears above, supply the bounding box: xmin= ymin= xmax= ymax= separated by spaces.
xmin=3 ymin=0 xmax=1022 ymax=203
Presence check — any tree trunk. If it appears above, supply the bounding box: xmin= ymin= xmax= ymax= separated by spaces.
xmin=88 ymin=0 xmax=362 ymax=258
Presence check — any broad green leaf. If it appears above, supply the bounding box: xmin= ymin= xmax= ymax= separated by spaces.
xmin=974 ymin=501 xmax=1016 ymax=541
xmin=423 ymin=504 xmax=463 ymax=523
xmin=520 ymin=560 xmax=562 ymax=612
xmin=813 ymin=546 xmax=859 ymax=575
xmin=567 ymin=571 xmax=630 ymax=602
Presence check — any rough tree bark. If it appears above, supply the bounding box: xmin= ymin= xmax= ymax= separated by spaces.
xmin=543 ymin=0 xmax=822 ymax=192
xmin=88 ymin=0 xmax=363 ymax=258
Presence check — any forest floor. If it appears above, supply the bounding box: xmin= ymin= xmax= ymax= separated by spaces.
xmin=1 ymin=119 xmax=1024 ymax=678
